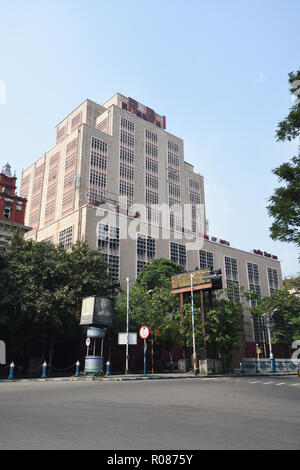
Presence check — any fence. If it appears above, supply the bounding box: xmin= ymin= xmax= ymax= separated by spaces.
xmin=241 ymin=358 xmax=300 ymax=373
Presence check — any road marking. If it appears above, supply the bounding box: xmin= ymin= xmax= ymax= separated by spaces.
xmin=249 ymin=381 xmax=261 ymax=383
xmin=263 ymin=382 xmax=275 ymax=385
xmin=289 ymin=383 xmax=300 ymax=387
xmin=276 ymin=383 xmax=285 ymax=386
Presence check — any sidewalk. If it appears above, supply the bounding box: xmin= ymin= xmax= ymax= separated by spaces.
xmin=0 ymin=370 xmax=298 ymax=383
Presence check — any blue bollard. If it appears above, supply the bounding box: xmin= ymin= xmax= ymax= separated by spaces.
xmin=106 ymin=361 xmax=111 ymax=376
xmin=240 ymin=362 xmax=244 ymax=374
xmin=270 ymin=356 xmax=276 ymax=373
xmin=8 ymin=362 xmax=14 ymax=380
xmin=42 ymin=361 xmax=47 ymax=379
xmin=75 ymin=361 xmax=80 ymax=377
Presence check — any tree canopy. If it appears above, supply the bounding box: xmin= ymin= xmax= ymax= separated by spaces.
xmin=251 ymin=285 xmax=300 ymax=346
xmin=0 ymin=236 xmax=112 ymax=364
xmin=268 ymin=70 xmax=300 ymax=247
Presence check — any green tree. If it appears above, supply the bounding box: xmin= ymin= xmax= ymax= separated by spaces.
xmin=0 ymin=237 xmax=112 ymax=365
xmin=251 ymin=285 xmax=300 ymax=349
xmin=115 ymin=259 xmax=183 ymax=358
xmin=268 ymin=70 xmax=300 ymax=247
xmin=172 ymin=286 xmax=246 ymax=370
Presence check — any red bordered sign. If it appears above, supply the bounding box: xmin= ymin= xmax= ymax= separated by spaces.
xmin=139 ymin=326 xmax=150 ymax=340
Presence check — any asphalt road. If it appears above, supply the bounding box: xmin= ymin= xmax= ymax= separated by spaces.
xmin=0 ymin=376 xmax=299 ymax=450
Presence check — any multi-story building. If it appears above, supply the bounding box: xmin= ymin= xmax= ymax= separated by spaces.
xmin=20 ymin=93 xmax=282 ymax=355
xmin=0 ymin=163 xmax=30 ymax=245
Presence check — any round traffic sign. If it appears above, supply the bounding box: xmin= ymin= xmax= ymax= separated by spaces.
xmin=86 ymin=338 xmax=91 ymax=346
xmin=139 ymin=326 xmax=150 ymax=339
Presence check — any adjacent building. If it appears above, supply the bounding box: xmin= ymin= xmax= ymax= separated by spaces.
xmin=0 ymin=163 xmax=31 ymax=245
xmin=20 ymin=93 xmax=282 ymax=355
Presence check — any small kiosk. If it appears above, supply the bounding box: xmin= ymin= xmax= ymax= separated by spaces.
xmin=80 ymin=296 xmax=115 ymax=374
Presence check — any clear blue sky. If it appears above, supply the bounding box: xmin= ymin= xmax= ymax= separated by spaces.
xmin=0 ymin=0 xmax=299 ymax=277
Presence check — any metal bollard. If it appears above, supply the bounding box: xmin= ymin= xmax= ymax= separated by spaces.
xmin=270 ymin=356 xmax=276 ymax=373
xmin=239 ymin=362 xmax=244 ymax=374
xmin=106 ymin=361 xmax=111 ymax=376
xmin=42 ymin=361 xmax=47 ymax=379
xmin=75 ymin=361 xmax=80 ymax=377
xmin=8 ymin=362 xmax=14 ymax=380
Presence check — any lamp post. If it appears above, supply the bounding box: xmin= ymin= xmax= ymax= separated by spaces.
xmin=264 ymin=309 xmax=277 ymax=373
xmin=191 ymin=273 xmax=198 ymax=375
xmin=147 ymin=290 xmax=154 ymax=374
xmin=125 ymin=277 xmax=130 ymax=374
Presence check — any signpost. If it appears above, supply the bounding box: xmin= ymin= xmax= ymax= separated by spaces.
xmin=139 ymin=326 xmax=150 ymax=376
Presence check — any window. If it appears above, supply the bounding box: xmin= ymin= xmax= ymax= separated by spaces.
xmin=146 ymin=174 xmax=158 ymax=189
xmin=168 ymin=153 xmax=180 ymax=168
xmin=71 ymin=112 xmax=82 ymax=130
xmin=91 ymin=137 xmax=107 ymax=154
xmin=199 ymin=250 xmax=214 ymax=270
xmin=225 ymin=257 xmax=239 ymax=302
xmin=189 ymin=192 xmax=201 ymax=204
xmin=145 ymin=142 xmax=158 ymax=158
xmin=168 ymin=141 xmax=179 ymax=153
xmin=107 ymin=255 xmax=119 ymax=282
xmin=121 ymin=117 xmax=134 ymax=132
xmin=146 ymin=189 xmax=158 ymax=204
xmin=170 ymin=242 xmax=186 ymax=268
xmin=136 ymin=234 xmax=156 ymax=274
xmin=120 ymin=130 xmax=134 ymax=147
xmin=252 ymin=316 xmax=267 ymax=344
xmin=120 ymin=147 xmax=134 ymax=164
xmin=65 ymin=153 xmax=76 ymax=170
xmin=267 ymin=268 xmax=279 ymax=294
xmin=137 ymin=260 xmax=147 ymax=275
xmin=3 ymin=205 xmax=11 ymax=219
xmin=189 ymin=179 xmax=200 ymax=191
xmin=98 ymin=224 xmax=120 ymax=281
xmin=145 ymin=129 xmax=157 ymax=143
xmin=146 ymin=158 xmax=158 ymax=174
xmin=90 ymin=170 xmax=106 ymax=188
xmin=247 ymin=263 xmax=261 ymax=307
xmin=120 ymin=181 xmax=134 ymax=198
xmin=64 ymin=172 xmax=75 ymax=187
xmin=168 ymin=168 xmax=180 ymax=182
xmin=120 ymin=163 xmax=134 ymax=181
xmin=168 ymin=183 xmax=181 ymax=198
xmin=59 ymin=226 xmax=73 ymax=250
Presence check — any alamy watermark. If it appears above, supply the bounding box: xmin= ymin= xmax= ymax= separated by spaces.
xmin=0 ymin=81 xmax=6 ymax=104
xmin=0 ymin=340 xmax=6 ymax=364
xmin=291 ymin=340 xmax=300 ymax=364
xmin=94 ymin=199 xmax=207 ymax=251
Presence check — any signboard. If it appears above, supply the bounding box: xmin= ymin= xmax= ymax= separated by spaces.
xmin=171 ymin=268 xmax=222 ymax=293
xmin=118 ymin=332 xmax=137 ymax=345
xmin=139 ymin=326 xmax=150 ymax=340
xmin=80 ymin=296 xmax=115 ymax=326
xmin=86 ymin=338 xmax=91 ymax=347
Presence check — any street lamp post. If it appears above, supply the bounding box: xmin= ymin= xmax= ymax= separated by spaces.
xmin=125 ymin=277 xmax=130 ymax=374
xmin=191 ymin=274 xmax=198 ymax=375
xmin=147 ymin=289 xmax=154 ymax=375
xmin=264 ymin=309 xmax=277 ymax=373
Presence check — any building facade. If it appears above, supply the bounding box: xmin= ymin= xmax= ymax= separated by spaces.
xmin=20 ymin=93 xmax=282 ymax=354
xmin=0 ymin=163 xmax=30 ymax=245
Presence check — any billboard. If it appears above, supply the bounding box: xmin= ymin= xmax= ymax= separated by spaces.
xmin=80 ymin=296 xmax=115 ymax=326
xmin=171 ymin=269 xmax=222 ymax=292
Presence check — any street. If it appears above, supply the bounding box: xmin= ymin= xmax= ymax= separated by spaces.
xmin=0 ymin=376 xmax=299 ymax=450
